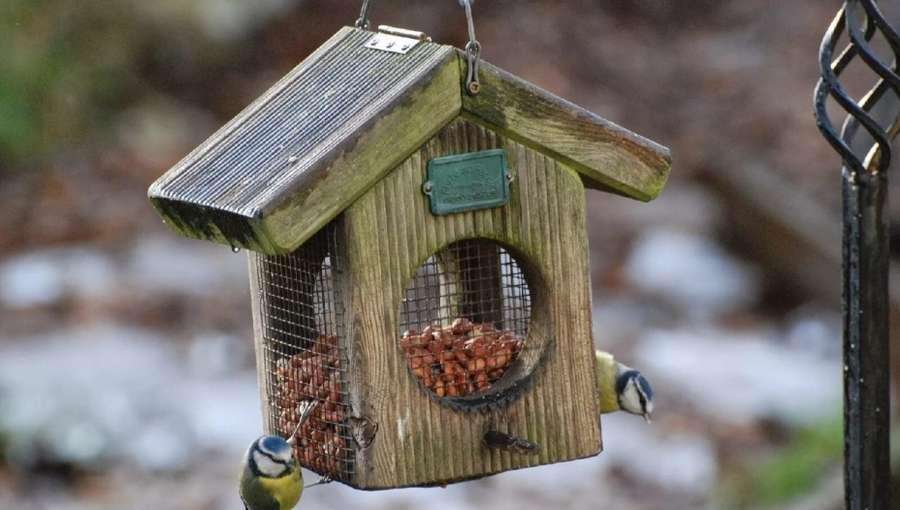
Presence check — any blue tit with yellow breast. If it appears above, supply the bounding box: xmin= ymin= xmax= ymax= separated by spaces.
xmin=240 ymin=401 xmax=318 ymax=510
xmin=240 ymin=435 xmax=303 ymax=510
xmin=595 ymin=350 xmax=654 ymax=422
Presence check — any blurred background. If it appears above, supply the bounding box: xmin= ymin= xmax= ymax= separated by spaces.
xmin=1 ymin=1 xmax=898 ymax=509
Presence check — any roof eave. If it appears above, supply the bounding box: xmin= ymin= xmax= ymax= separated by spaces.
xmin=148 ymin=194 xmax=278 ymax=253
xmin=148 ymin=36 xmax=461 ymax=256
xmin=459 ymin=53 xmax=672 ymax=202
xmin=257 ymin=50 xmax=462 ymax=254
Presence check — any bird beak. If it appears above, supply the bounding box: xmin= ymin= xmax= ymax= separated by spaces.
xmin=643 ymin=413 xmax=652 ymax=424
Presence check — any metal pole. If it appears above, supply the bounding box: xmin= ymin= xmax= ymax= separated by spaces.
xmin=842 ymin=166 xmax=892 ymax=510
xmin=815 ymin=1 xmax=898 ymax=508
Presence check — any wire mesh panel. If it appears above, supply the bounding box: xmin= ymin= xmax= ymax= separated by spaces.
xmin=254 ymin=224 xmax=353 ymax=481
xmin=399 ymin=239 xmax=530 ymax=399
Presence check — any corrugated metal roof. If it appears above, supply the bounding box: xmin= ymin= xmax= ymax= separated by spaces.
xmin=150 ymin=27 xmax=454 ymax=219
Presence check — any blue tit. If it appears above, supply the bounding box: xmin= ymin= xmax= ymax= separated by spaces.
xmin=239 ymin=401 xmax=318 ymax=510
xmin=595 ymin=350 xmax=654 ymax=422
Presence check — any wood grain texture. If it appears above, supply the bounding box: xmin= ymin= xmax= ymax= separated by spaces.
xmin=248 ymin=253 xmax=274 ymax=433
xmin=150 ymin=37 xmax=672 ymax=255
xmin=262 ymin=54 xmax=462 ymax=253
xmin=460 ymin=54 xmax=671 ymax=202
xmin=343 ymin=118 xmax=601 ymax=489
xmin=149 ymin=28 xmax=460 ymax=254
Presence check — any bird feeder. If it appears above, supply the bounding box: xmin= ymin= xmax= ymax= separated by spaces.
xmin=148 ymin=26 xmax=671 ymax=490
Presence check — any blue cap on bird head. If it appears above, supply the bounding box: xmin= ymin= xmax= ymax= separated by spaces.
xmin=635 ymin=373 xmax=653 ymax=401
xmin=615 ymin=369 xmax=654 ymax=421
xmin=259 ymin=436 xmax=292 ymax=461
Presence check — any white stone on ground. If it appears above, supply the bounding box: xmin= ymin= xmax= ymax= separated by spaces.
xmin=635 ymin=327 xmax=841 ymax=426
xmin=126 ymin=236 xmax=248 ymax=297
xmin=624 ymin=228 xmax=761 ymax=319
xmin=0 ymin=325 xmax=260 ymax=471
xmin=0 ymin=247 xmax=117 ymax=309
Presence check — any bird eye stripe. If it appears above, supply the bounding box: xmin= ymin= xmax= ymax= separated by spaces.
xmin=252 ymin=445 xmax=290 ymax=472
xmin=251 ymin=450 xmax=291 ymax=478
xmin=637 ymin=376 xmax=654 ymax=400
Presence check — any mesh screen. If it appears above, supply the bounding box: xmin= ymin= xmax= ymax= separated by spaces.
xmin=399 ymin=239 xmax=531 ymax=398
xmin=255 ymin=224 xmax=353 ymax=480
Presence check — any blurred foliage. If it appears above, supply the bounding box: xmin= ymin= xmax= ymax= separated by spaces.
xmin=0 ymin=0 xmax=250 ymax=172
xmin=720 ymin=417 xmax=843 ymax=509
xmin=1 ymin=0 xmax=141 ymax=168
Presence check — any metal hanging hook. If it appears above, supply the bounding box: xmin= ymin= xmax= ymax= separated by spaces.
xmin=460 ymin=0 xmax=482 ymax=95
xmin=353 ymin=1 xmax=482 ymax=95
xmin=356 ymin=0 xmax=372 ymax=29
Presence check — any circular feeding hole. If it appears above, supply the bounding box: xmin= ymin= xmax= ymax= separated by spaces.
xmin=399 ymin=239 xmax=532 ymax=399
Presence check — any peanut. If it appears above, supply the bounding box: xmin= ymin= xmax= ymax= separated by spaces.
xmin=274 ymin=345 xmax=350 ymax=479
xmin=412 ymin=334 xmax=430 ymax=349
xmin=467 ymin=357 xmax=487 ymax=373
xmin=427 ymin=339 xmax=443 ymax=355
xmin=441 ymin=332 xmax=455 ymax=349
xmin=466 ymin=338 xmax=488 ymax=358
xmin=443 ymin=361 xmax=462 ymax=376
xmin=451 ymin=318 xmax=474 ymax=335
xmin=399 ymin=320 xmax=523 ymax=399
xmin=494 ymin=347 xmax=512 ymax=369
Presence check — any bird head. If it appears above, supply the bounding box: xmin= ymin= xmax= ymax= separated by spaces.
xmin=615 ymin=369 xmax=654 ymax=423
xmin=248 ymin=435 xmax=298 ymax=479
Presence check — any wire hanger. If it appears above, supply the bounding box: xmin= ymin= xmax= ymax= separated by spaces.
xmin=355 ymin=0 xmax=481 ymax=95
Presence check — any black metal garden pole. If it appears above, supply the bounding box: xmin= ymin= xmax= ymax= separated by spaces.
xmin=842 ymin=145 xmax=892 ymax=510
xmin=815 ymin=1 xmax=898 ymax=508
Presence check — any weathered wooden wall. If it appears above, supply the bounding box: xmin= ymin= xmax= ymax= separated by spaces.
xmin=341 ymin=118 xmax=601 ymax=489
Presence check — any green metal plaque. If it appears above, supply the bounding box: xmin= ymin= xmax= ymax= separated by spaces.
xmin=424 ymin=149 xmax=510 ymax=215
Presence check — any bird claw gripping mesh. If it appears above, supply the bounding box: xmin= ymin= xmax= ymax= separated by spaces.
xmin=815 ymin=0 xmax=900 ymax=175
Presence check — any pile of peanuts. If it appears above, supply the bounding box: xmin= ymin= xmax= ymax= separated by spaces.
xmin=274 ymin=334 xmax=348 ymax=478
xmin=401 ymin=318 xmax=524 ymax=397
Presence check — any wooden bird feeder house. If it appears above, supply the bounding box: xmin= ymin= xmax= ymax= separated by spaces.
xmin=148 ymin=25 xmax=671 ymax=490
